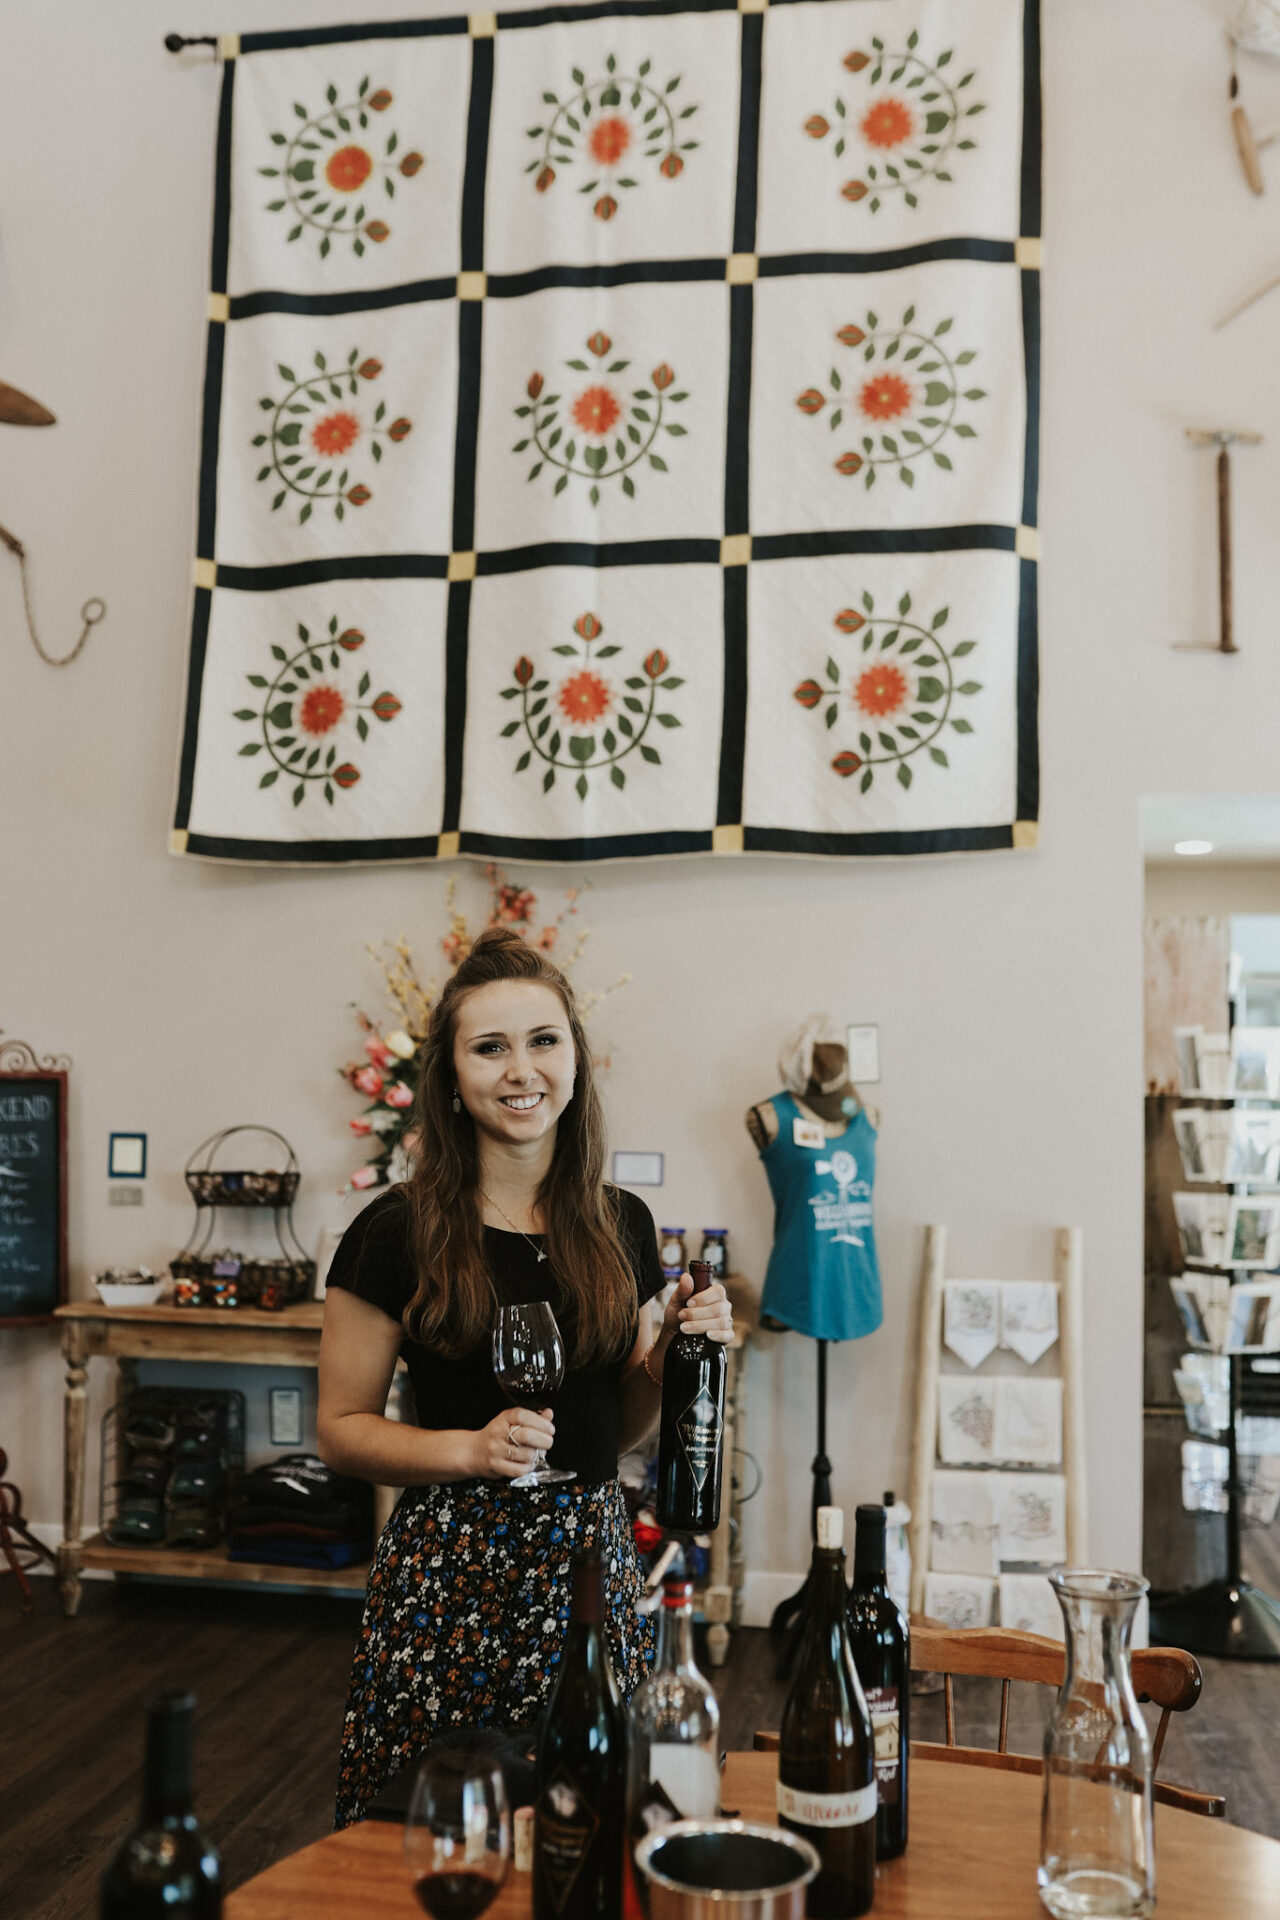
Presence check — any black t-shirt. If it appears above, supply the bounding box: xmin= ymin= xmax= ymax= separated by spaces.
xmin=325 ymin=1184 xmax=665 ymax=1487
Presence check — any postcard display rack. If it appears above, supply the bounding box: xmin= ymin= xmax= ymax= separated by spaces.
xmin=906 ymin=1225 xmax=1087 ymax=1641
xmin=1155 ymin=1021 xmax=1280 ymax=1660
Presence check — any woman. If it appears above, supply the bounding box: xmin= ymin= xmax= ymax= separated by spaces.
xmin=318 ymin=925 xmax=733 ymax=1826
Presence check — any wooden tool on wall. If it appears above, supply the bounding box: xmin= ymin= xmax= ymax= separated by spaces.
xmin=1176 ymin=428 xmax=1262 ymax=656
xmin=0 ymin=379 xmax=105 ymax=666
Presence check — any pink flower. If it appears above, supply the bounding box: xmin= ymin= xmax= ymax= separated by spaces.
xmin=537 ymin=926 xmax=558 ymax=951
xmin=384 ymin=1081 xmax=414 ymax=1109
xmin=349 ymin=1118 xmax=373 ymax=1135
xmin=353 ymin=1065 xmax=384 ymax=1097
xmin=351 ymin=1166 xmax=379 ymax=1189
xmin=364 ymin=1035 xmax=394 ymax=1069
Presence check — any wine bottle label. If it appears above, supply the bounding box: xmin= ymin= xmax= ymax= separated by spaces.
xmin=536 ymin=1768 xmax=600 ymax=1913
xmin=864 ymin=1685 xmax=901 ymax=1805
xmin=776 ymin=1779 xmax=877 ymax=1828
xmin=649 ymin=1743 xmax=720 ymax=1819
xmin=676 ymin=1385 xmax=721 ymax=1494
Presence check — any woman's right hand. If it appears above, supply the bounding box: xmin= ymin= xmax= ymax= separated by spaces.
xmin=473 ymin=1405 xmax=555 ymax=1480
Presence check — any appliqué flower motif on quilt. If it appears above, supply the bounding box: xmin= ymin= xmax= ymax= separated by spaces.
xmin=234 ymin=616 xmax=402 ymax=806
xmin=793 ymin=593 xmax=981 ymax=794
xmin=259 ymin=77 xmax=423 ymax=256
xmin=797 ymin=308 xmax=984 ymax=488
xmin=526 ymin=53 xmax=699 ymax=221
xmin=499 ymin=612 xmax=683 ymax=800
xmin=804 ymin=30 xmax=985 ymax=211
xmin=252 ymin=351 xmax=412 ymax=523
xmin=515 ymin=333 xmax=688 ymax=504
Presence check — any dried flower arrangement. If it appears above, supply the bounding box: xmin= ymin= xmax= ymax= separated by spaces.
xmin=340 ymin=864 xmax=628 ymax=1189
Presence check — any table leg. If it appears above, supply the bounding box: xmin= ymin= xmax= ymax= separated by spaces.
xmin=58 ymin=1322 xmax=88 ymax=1617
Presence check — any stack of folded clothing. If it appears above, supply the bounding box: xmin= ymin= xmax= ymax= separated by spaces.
xmin=226 ymin=1453 xmax=374 ymax=1569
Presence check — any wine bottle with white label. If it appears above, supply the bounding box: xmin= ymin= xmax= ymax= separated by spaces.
xmin=846 ymin=1503 xmax=909 ymax=1860
xmin=655 ymin=1260 xmax=727 ymax=1534
xmin=534 ymin=1553 xmax=628 ymax=1920
xmin=778 ymin=1507 xmax=876 ymax=1918
xmin=625 ymin=1571 xmax=721 ymax=1912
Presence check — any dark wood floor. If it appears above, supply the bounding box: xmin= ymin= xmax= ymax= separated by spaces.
xmin=3 ymin=1545 xmax=1279 ymax=1919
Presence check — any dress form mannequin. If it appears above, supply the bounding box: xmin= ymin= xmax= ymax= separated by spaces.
xmin=747 ymin=1017 xmax=883 ymax=1674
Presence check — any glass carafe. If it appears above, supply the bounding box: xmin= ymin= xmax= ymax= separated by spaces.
xmin=1038 ymin=1570 xmax=1154 ymax=1920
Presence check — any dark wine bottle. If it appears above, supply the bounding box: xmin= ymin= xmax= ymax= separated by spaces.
xmin=778 ymin=1507 xmax=876 ymax=1919
xmin=100 ymin=1689 xmax=222 ymax=1917
xmin=534 ymin=1552 xmax=628 ymax=1920
xmin=655 ymin=1260 xmax=727 ymax=1534
xmin=846 ymin=1503 xmax=909 ymax=1861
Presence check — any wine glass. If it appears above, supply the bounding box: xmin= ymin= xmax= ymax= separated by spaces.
xmin=403 ymin=1749 xmax=510 ymax=1919
xmin=492 ymin=1301 xmax=575 ymax=1487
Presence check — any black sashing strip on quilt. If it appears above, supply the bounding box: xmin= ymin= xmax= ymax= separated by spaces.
xmin=176 ymin=56 xmax=235 ymax=836
xmin=180 ymin=2 xmax=1043 ymax=862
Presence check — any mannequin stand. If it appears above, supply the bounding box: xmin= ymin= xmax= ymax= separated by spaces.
xmin=0 ymin=1448 xmax=55 ymax=1614
xmin=768 ymin=1339 xmax=832 ymax=1679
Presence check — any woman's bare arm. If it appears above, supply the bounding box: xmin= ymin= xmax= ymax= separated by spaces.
xmin=316 ymin=1288 xmax=553 ymax=1485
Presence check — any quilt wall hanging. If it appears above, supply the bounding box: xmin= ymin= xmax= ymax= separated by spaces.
xmin=172 ymin=0 xmax=1041 ymax=866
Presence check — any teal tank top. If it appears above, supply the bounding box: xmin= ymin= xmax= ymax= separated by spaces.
xmin=758 ymin=1092 xmax=882 ymax=1343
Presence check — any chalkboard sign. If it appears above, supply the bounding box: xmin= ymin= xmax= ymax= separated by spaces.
xmin=0 ymin=1038 xmax=68 ymax=1326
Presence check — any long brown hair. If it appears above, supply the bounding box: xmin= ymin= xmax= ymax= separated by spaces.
xmin=401 ymin=925 xmax=636 ymax=1365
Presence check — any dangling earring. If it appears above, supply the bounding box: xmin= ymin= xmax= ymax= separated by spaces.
xmin=451 ymin=1088 xmax=461 ymax=1115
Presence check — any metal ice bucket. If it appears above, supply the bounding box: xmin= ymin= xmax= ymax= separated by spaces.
xmin=634 ymin=1819 xmax=821 ymax=1920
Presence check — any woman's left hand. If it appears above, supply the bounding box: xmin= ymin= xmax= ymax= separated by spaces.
xmin=658 ymin=1271 xmax=734 ymax=1351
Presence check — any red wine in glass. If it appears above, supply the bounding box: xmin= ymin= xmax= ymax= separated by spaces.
xmin=404 ymin=1752 xmax=509 ymax=1918
xmin=492 ymin=1301 xmax=575 ymax=1486
xmin=412 ymin=1868 xmax=502 ymax=1918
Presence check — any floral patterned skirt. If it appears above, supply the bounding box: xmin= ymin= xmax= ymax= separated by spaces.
xmin=335 ymin=1474 xmax=653 ymax=1828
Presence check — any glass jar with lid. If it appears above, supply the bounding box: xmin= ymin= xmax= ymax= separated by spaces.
xmin=699 ymin=1228 xmax=729 ymax=1277
xmin=658 ymin=1228 xmax=688 ymax=1277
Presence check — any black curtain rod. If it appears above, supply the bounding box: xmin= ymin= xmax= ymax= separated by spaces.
xmin=164 ymin=33 xmax=218 ymax=52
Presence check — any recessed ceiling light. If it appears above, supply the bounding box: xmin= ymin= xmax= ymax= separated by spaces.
xmin=1173 ymin=839 xmax=1214 ymax=857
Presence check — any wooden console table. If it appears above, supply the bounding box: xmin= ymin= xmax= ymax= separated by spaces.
xmin=53 ymin=1300 xmax=374 ymax=1616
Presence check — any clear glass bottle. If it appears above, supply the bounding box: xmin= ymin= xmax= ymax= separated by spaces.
xmin=1038 ymin=1569 xmax=1154 ymax=1920
xmin=628 ymin=1572 xmax=721 ymax=1831
xmin=698 ymin=1229 xmax=729 ymax=1278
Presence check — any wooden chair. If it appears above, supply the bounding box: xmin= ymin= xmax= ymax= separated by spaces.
xmin=753 ymin=1622 xmax=1225 ymax=1819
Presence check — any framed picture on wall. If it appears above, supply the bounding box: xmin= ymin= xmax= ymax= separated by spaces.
xmin=0 ymin=1039 xmax=69 ymax=1326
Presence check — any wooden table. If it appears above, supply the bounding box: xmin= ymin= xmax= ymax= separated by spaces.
xmin=225 ymin=1751 xmax=1280 ymax=1918
xmin=53 ymin=1300 xmax=377 ymax=1616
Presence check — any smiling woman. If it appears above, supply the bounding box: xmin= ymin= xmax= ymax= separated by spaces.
xmin=316 ymin=926 xmax=735 ymax=1828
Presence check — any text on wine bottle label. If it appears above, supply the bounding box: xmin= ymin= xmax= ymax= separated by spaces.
xmin=776 ymin=1780 xmax=877 ymax=1828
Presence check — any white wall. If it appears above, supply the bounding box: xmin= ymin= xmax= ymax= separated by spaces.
xmin=8 ymin=0 xmax=1280 ymax=1608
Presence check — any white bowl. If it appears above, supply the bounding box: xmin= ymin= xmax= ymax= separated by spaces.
xmin=93 ymin=1280 xmax=166 ymax=1308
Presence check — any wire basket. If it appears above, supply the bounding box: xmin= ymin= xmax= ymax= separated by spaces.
xmin=184 ymin=1126 xmax=301 ymax=1207
xmin=169 ymin=1253 xmax=315 ymax=1311
xmin=100 ymin=1385 xmax=245 ymax=1551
